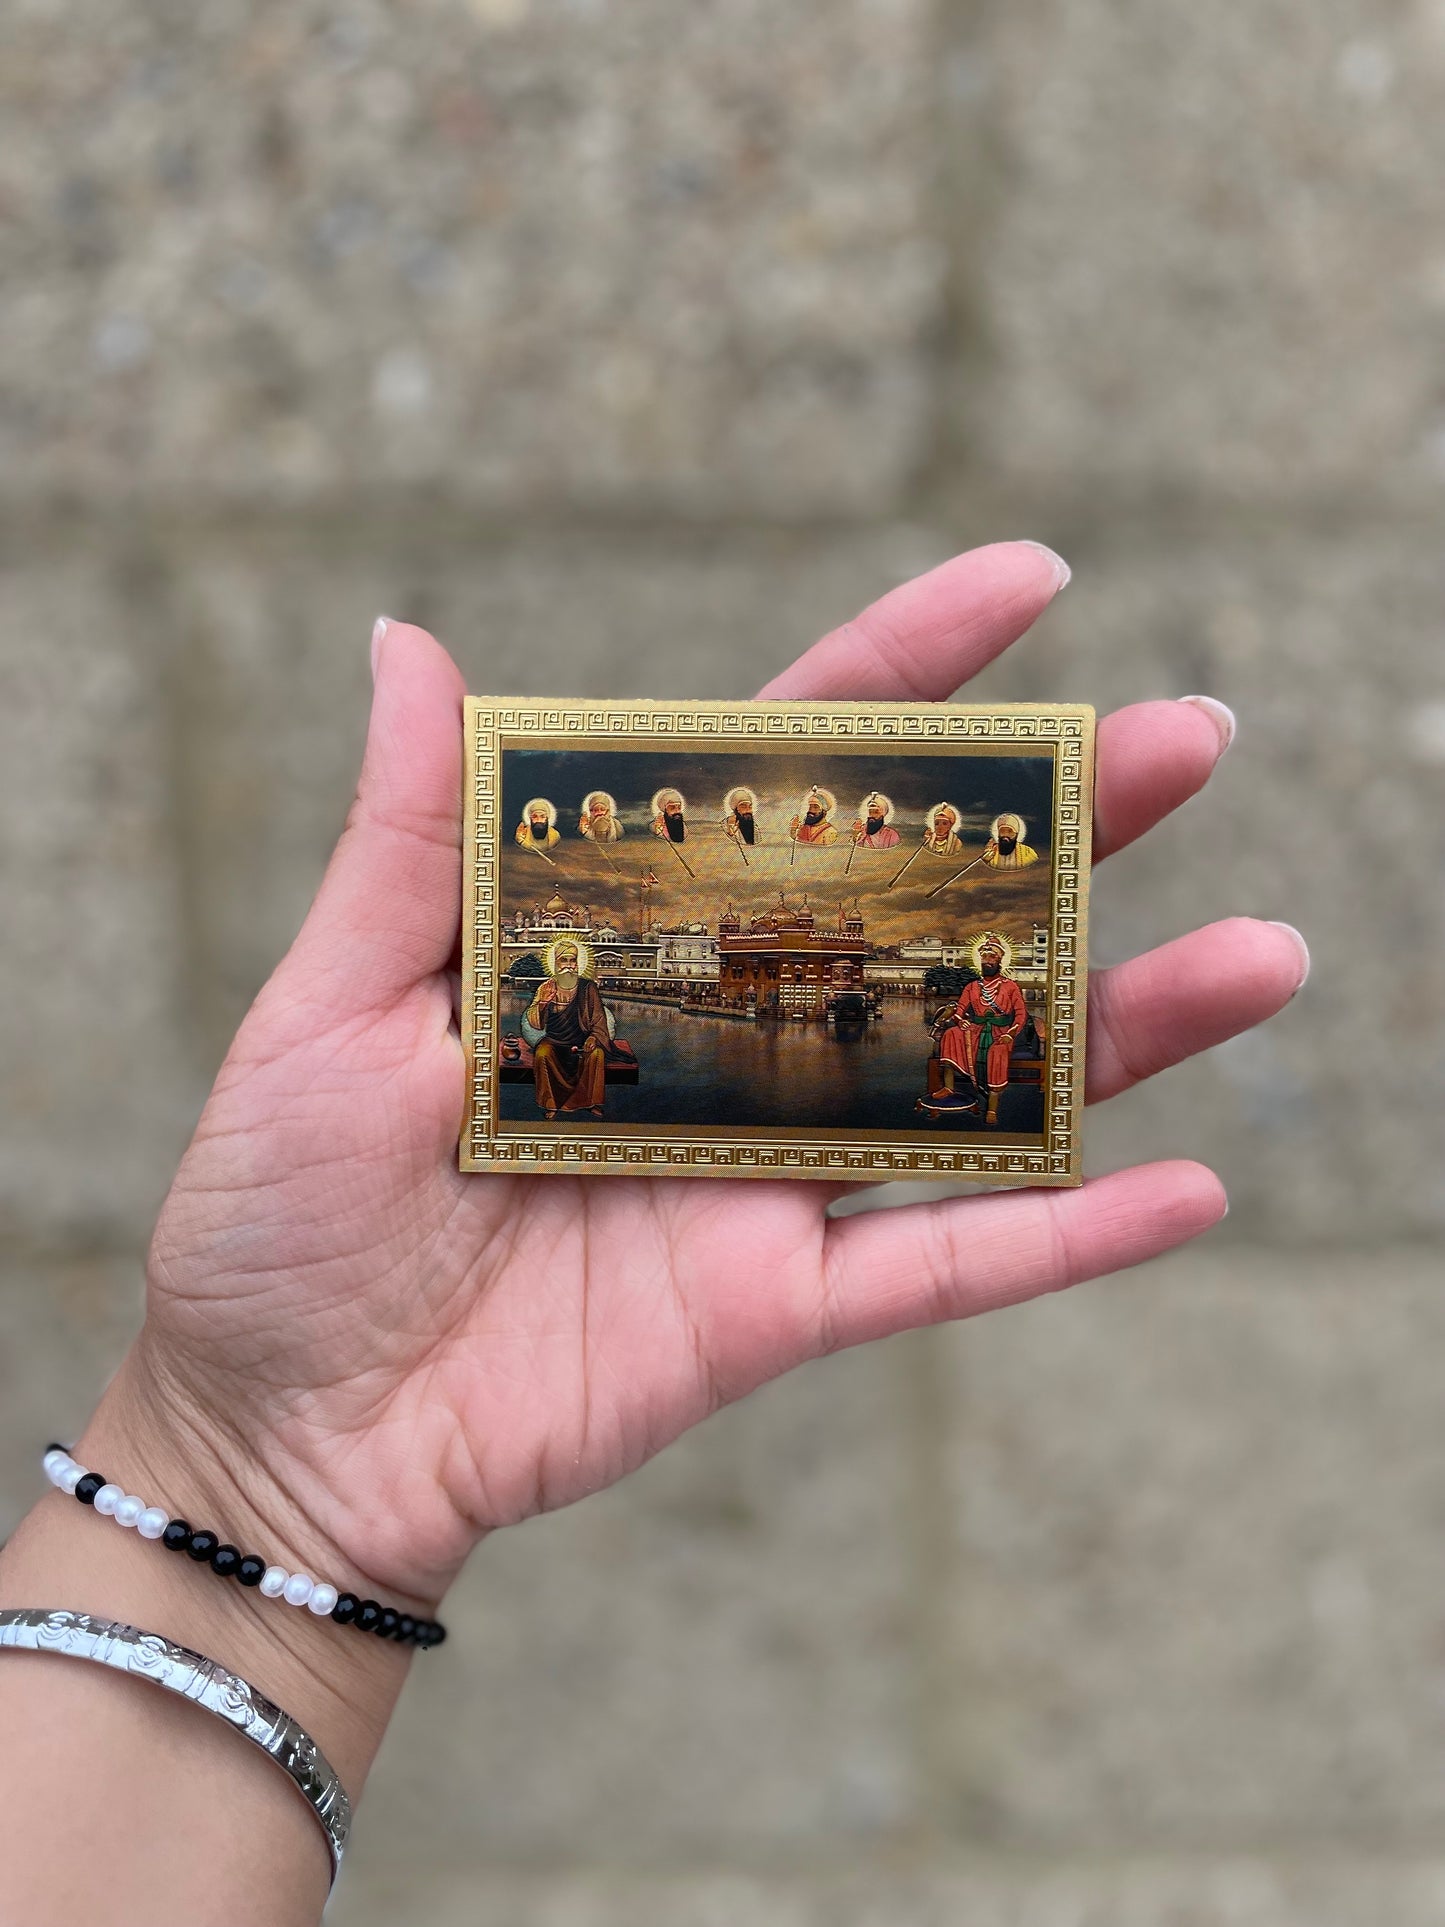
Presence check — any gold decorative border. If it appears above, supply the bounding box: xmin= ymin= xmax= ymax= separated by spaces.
xmin=462 ymin=699 xmax=1093 ymax=1186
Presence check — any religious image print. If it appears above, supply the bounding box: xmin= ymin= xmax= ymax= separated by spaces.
xmin=464 ymin=699 xmax=1093 ymax=1186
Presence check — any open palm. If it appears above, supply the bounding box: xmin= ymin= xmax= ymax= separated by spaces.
xmin=138 ymin=544 xmax=1304 ymax=1605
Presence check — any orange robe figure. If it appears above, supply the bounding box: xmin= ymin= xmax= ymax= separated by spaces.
xmin=525 ymin=977 xmax=610 ymax=1115
xmin=938 ymin=974 xmax=1029 ymax=1094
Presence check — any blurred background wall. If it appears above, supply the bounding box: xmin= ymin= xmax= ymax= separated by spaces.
xmin=3 ymin=2 xmax=1443 ymax=1921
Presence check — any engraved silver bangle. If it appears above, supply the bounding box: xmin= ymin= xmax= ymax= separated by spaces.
xmin=0 ymin=1608 xmax=351 ymax=1884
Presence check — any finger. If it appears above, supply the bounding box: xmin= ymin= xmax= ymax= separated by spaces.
xmin=1087 ymin=917 xmax=1309 ymax=1103
xmin=813 ymin=1161 xmax=1226 ymax=1355
xmin=280 ymin=619 xmax=466 ymax=1014
xmin=756 ymin=541 xmax=1070 ymax=701
xmin=1093 ymin=698 xmax=1235 ymax=861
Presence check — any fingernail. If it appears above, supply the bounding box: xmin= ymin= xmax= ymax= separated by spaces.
xmin=1268 ymin=921 xmax=1311 ymax=993
xmin=1179 ymin=694 xmax=1236 ymax=753
xmin=371 ymin=616 xmax=390 ymax=682
xmin=1018 ymin=541 xmax=1071 ymax=592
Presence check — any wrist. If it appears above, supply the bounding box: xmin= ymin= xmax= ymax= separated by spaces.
xmin=1 ymin=1345 xmax=429 ymax=1791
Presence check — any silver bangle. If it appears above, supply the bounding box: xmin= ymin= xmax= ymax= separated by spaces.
xmin=0 ymin=1608 xmax=350 ymax=1884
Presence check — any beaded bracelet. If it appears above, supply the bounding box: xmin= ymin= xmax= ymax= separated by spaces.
xmin=44 ymin=1446 xmax=446 ymax=1650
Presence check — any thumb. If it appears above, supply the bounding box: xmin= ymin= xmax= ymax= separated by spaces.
xmin=279 ymin=617 xmax=466 ymax=1017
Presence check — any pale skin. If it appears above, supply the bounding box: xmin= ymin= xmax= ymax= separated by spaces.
xmin=0 ymin=543 xmax=1309 ymax=1925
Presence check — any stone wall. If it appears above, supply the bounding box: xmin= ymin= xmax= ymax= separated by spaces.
xmin=2 ymin=2 xmax=1441 ymax=1920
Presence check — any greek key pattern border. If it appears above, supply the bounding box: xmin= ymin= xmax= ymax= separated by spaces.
xmin=462 ymin=700 xmax=1092 ymax=1185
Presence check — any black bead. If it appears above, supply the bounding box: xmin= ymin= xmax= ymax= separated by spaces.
xmin=331 ymin=1593 xmax=359 ymax=1626
xmin=186 ymin=1529 xmax=219 ymax=1562
xmin=236 ymin=1555 xmax=266 ymax=1587
xmin=428 ymin=1621 xmax=447 ymax=1647
xmin=377 ymin=1608 xmax=400 ymax=1639
xmin=162 ymin=1520 xmax=192 ymax=1551
xmin=396 ymin=1614 xmax=416 ymax=1643
xmin=46 ymin=1442 xmax=69 ymax=1456
xmin=355 ymin=1599 xmax=382 ymax=1633
xmin=209 ymin=1544 xmax=241 ymax=1578
xmin=74 ymin=1473 xmax=104 ymax=1505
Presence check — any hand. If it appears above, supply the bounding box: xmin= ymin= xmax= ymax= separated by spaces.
xmin=113 ymin=544 xmax=1304 ymax=1618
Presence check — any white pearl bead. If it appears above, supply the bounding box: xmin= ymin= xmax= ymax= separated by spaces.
xmin=43 ymin=1450 xmax=69 ymax=1483
xmin=282 ymin=1573 xmax=314 ymax=1608
xmin=136 ymin=1507 xmax=169 ymax=1540
xmin=259 ymin=1566 xmax=289 ymax=1598
xmin=93 ymin=1484 xmax=124 ymax=1516
xmin=113 ymin=1494 xmax=145 ymax=1528
xmin=306 ymin=1583 xmax=339 ymax=1617
xmin=59 ymin=1464 xmax=85 ymax=1495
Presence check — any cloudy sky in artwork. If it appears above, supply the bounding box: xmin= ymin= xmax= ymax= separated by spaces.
xmin=499 ymin=747 xmax=1057 ymax=950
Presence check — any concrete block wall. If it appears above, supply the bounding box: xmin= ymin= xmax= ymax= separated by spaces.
xmin=2 ymin=3 xmax=1440 ymax=1919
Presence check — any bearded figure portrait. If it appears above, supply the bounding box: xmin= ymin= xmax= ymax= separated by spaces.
xmin=578 ymin=791 xmax=624 ymax=842
xmin=982 ymin=812 xmax=1039 ymax=868
xmin=790 ymin=786 xmax=838 ymax=846
xmin=651 ymin=789 xmax=688 ymax=842
xmin=723 ymin=786 xmax=759 ymax=845
xmin=850 ymin=791 xmax=900 ymax=850
xmin=515 ymin=797 xmax=561 ymax=850
xmin=520 ymin=939 xmax=611 ymax=1118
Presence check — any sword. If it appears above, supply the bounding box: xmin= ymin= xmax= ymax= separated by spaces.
xmin=924 ymin=853 xmax=987 ymax=900
xmin=886 ymin=841 xmax=925 ymax=889
xmin=522 ymin=839 xmax=558 ymax=869
xmin=590 ymin=836 xmax=622 ymax=876
xmin=663 ymin=834 xmax=696 ymax=880
xmin=844 ymin=831 xmax=859 ymax=876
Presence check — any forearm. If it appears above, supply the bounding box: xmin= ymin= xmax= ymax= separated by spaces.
xmin=0 ymin=1351 xmax=421 ymax=1926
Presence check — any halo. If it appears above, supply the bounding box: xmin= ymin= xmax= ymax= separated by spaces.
xmin=542 ymin=937 xmax=593 ymax=978
xmin=800 ymin=786 xmax=836 ymax=816
xmin=651 ymin=788 xmax=686 ymax=818
xmin=857 ymin=791 xmax=894 ymax=824
xmin=968 ymin=930 xmax=1013 ymax=975
xmin=724 ymin=786 xmax=756 ymax=812
xmin=928 ymin=800 xmax=961 ymax=831
xmin=581 ymin=790 xmax=617 ymax=816
xmin=991 ymin=812 xmax=1026 ymax=842
xmin=520 ymin=797 xmax=558 ymax=830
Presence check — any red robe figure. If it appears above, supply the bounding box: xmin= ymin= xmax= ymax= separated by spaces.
xmin=937 ymin=934 xmax=1029 ymax=1125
